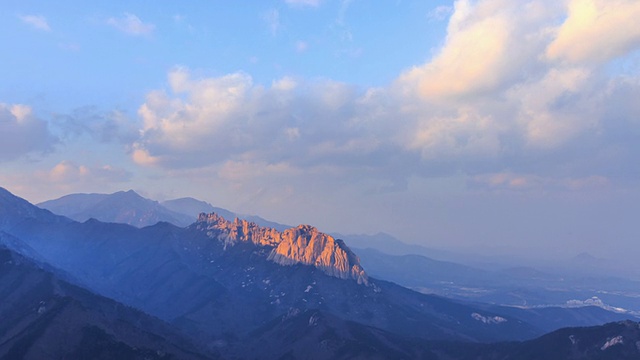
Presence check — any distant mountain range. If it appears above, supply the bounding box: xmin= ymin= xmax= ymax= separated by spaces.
xmin=35 ymin=190 xmax=640 ymax=316
xmin=3 ymin=186 xmax=640 ymax=359
xmin=38 ymin=190 xmax=291 ymax=230
xmin=3 ymin=188 xmax=541 ymax=344
xmin=354 ymin=247 xmax=640 ymax=317
xmin=37 ymin=190 xmax=195 ymax=227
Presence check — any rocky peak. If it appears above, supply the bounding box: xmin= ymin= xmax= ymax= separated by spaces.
xmin=196 ymin=213 xmax=369 ymax=285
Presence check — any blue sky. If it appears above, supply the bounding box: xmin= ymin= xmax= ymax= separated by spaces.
xmin=2 ymin=0 xmax=640 ymax=263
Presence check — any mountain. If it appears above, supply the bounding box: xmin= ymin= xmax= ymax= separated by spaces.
xmin=38 ymin=190 xmax=195 ymax=227
xmin=161 ymin=197 xmax=236 ymax=221
xmin=200 ymin=213 xmax=368 ymax=284
xmin=0 ymin=236 xmax=209 ymax=360
xmin=488 ymin=305 xmax=637 ymax=334
xmin=5 ymin=186 xmax=640 ymax=358
xmin=38 ymin=191 xmax=292 ymax=231
xmin=355 ymin=247 xmax=640 ymax=322
xmin=334 ymin=232 xmax=455 ymax=260
xmin=496 ymin=320 xmax=640 ymax=360
xmin=428 ymin=320 xmax=640 ymax=360
xmin=239 ymin=310 xmax=640 ymax=360
xmin=354 ymin=247 xmax=492 ymax=290
xmin=0 ymin=187 xmax=542 ymax=347
xmin=0 ymin=187 xmax=70 ymax=229
xmin=163 ymin=196 xmax=291 ymax=231
xmin=236 ymin=308 xmax=437 ymax=360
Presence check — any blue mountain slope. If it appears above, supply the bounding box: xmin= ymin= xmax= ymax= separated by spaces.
xmin=1 ymin=186 xmax=541 ymax=345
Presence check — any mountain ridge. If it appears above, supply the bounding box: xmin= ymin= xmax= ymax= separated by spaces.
xmin=0 ymin=186 xmax=542 ymax=344
xmin=0 ymin=241 xmax=210 ymax=359
xmin=37 ymin=190 xmax=195 ymax=227
xmin=197 ymin=212 xmax=369 ymax=285
xmin=5 ymin=186 xmax=640 ymax=358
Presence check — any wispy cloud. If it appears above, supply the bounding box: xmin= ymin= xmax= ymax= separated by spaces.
xmin=18 ymin=14 xmax=51 ymax=31
xmin=428 ymin=5 xmax=453 ymax=21
xmin=285 ymin=0 xmax=322 ymax=7
xmin=262 ymin=9 xmax=280 ymax=35
xmin=47 ymin=160 xmax=131 ymax=184
xmin=107 ymin=12 xmax=155 ymax=36
xmin=295 ymin=40 xmax=308 ymax=52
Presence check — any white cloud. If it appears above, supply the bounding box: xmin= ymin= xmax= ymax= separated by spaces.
xmin=272 ymin=76 xmax=298 ymax=91
xmin=127 ymin=0 xmax=640 ymax=197
xmin=510 ymin=66 xmax=597 ymax=148
xmin=107 ymin=13 xmax=155 ymax=36
xmin=0 ymin=103 xmax=57 ymax=161
xmin=392 ymin=0 xmax=640 ymax=163
xmin=406 ymin=108 xmax=504 ymax=160
xmin=18 ymin=14 xmax=51 ymax=31
xmin=546 ymin=0 xmax=640 ymax=64
xmin=398 ymin=0 xmax=561 ymax=100
xmin=132 ymin=68 xmax=390 ymax=174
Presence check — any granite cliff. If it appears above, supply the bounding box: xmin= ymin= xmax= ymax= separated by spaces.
xmin=196 ymin=213 xmax=369 ymax=285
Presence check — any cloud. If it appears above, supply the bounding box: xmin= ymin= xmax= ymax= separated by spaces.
xmin=128 ymin=0 xmax=640 ymax=197
xmin=18 ymin=14 xmax=51 ymax=31
xmin=47 ymin=160 xmax=131 ymax=184
xmin=0 ymin=161 xmax=133 ymax=201
xmin=0 ymin=103 xmax=57 ymax=161
xmin=398 ymin=0 xmax=561 ymax=100
xmin=53 ymin=106 xmax=139 ymax=144
xmin=295 ymin=40 xmax=309 ymax=52
xmin=107 ymin=13 xmax=155 ymax=36
xmin=133 ymin=68 xmax=382 ymax=171
xmin=406 ymin=108 xmax=504 ymax=160
xmin=428 ymin=5 xmax=453 ymax=21
xmin=392 ymin=0 xmax=640 ymax=164
xmin=262 ymin=9 xmax=280 ymax=35
xmin=469 ymin=172 xmax=610 ymax=192
xmin=285 ymin=0 xmax=322 ymax=7
xmin=509 ymin=66 xmax=597 ymax=148
xmin=546 ymin=0 xmax=640 ymax=64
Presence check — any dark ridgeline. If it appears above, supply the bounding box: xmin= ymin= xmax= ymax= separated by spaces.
xmin=0 ymin=235 xmax=212 ymax=359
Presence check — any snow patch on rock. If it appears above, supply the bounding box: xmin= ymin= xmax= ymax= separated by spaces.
xmin=601 ymin=335 xmax=623 ymax=350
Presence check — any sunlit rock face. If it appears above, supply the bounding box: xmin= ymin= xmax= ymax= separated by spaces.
xmin=197 ymin=213 xmax=369 ymax=285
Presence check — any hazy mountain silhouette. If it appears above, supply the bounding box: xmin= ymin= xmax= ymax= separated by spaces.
xmin=38 ymin=190 xmax=195 ymax=227
xmin=163 ymin=196 xmax=291 ymax=231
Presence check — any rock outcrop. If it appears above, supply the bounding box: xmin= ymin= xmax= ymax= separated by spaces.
xmin=197 ymin=213 xmax=369 ymax=285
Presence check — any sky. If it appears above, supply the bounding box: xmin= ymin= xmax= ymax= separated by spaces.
xmin=1 ymin=0 xmax=640 ymax=263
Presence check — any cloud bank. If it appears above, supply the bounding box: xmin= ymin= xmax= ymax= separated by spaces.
xmin=12 ymin=0 xmax=637 ymax=200
xmin=130 ymin=0 xmax=640 ymax=194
